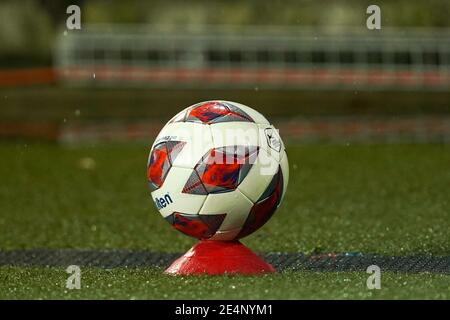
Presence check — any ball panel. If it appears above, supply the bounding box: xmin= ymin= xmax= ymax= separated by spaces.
xmin=147 ymin=142 xmax=171 ymax=190
xmin=186 ymin=101 xmax=229 ymax=123
xmin=198 ymin=147 xmax=242 ymax=192
xmin=184 ymin=101 xmax=254 ymax=124
xmin=210 ymin=102 xmax=253 ymax=123
xmin=257 ymin=124 xmax=285 ymax=163
xmin=153 ymin=122 xmax=214 ymax=169
xmin=237 ymin=152 xmax=278 ymax=203
xmin=210 ymin=122 xmax=259 ymax=149
xmin=182 ymin=170 xmax=208 ymax=195
xmin=151 ymin=166 xmax=207 ymax=217
xmin=236 ymin=166 xmax=284 ymax=239
xmin=166 ymin=141 xmax=186 ymax=164
xmin=196 ymin=146 xmax=258 ymax=194
xmin=165 ymin=212 xmax=226 ymax=239
xmin=199 ymin=189 xmax=253 ymax=232
xmin=221 ymin=101 xmax=270 ymax=125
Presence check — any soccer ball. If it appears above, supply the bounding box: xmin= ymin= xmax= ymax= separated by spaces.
xmin=147 ymin=100 xmax=289 ymax=241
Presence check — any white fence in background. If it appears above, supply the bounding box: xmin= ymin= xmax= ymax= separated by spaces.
xmin=55 ymin=25 xmax=450 ymax=90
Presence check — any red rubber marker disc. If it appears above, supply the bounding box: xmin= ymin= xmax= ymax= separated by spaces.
xmin=165 ymin=240 xmax=276 ymax=275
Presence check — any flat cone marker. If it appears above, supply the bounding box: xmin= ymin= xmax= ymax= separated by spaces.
xmin=165 ymin=240 xmax=276 ymax=275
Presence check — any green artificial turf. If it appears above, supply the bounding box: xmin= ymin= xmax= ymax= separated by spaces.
xmin=0 ymin=143 xmax=448 ymax=255
xmin=0 ymin=267 xmax=448 ymax=299
xmin=0 ymin=142 xmax=449 ymax=299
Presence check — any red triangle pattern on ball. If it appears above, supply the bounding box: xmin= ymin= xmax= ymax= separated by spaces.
xmin=147 ymin=141 xmax=186 ymax=191
xmin=183 ymin=146 xmax=258 ymax=194
xmin=183 ymin=101 xmax=254 ymax=124
xmin=165 ymin=212 xmax=227 ymax=239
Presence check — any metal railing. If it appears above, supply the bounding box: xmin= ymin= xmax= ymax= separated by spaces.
xmin=55 ymin=25 xmax=450 ymax=90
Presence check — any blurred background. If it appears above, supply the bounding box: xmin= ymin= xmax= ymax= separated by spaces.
xmin=1 ymin=0 xmax=449 ymax=144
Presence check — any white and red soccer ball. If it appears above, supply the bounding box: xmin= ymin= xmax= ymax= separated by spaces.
xmin=147 ymin=101 xmax=289 ymax=241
